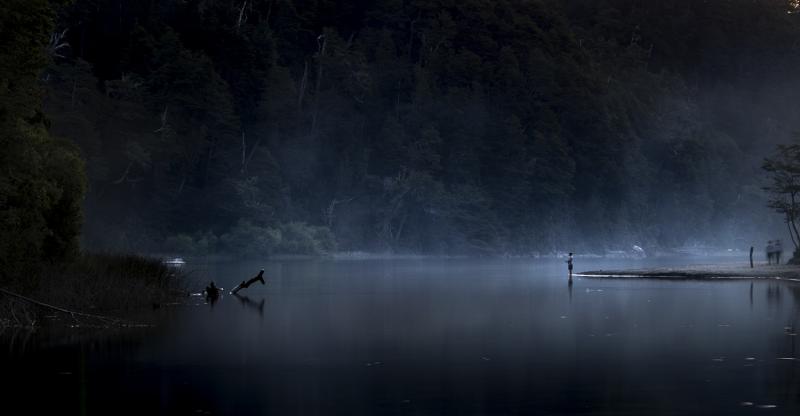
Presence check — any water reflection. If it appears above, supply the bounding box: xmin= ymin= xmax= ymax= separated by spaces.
xmin=767 ymin=283 xmax=783 ymax=306
xmin=3 ymin=327 xmax=34 ymax=354
xmin=204 ymin=292 xmax=220 ymax=308
xmin=233 ymin=294 xmax=265 ymax=317
xmin=3 ymin=257 xmax=800 ymax=415
xmin=567 ymin=278 xmax=573 ymax=304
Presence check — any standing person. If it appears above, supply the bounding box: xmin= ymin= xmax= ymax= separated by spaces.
xmin=204 ymin=281 xmax=220 ymax=305
xmin=766 ymin=241 xmax=774 ymax=265
xmin=566 ymin=252 xmax=574 ymax=280
xmin=776 ymin=240 xmax=783 ymax=265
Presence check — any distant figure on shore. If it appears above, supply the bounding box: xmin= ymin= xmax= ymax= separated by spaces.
xmin=767 ymin=241 xmax=775 ymax=264
xmin=566 ymin=252 xmax=574 ymax=280
xmin=775 ymin=240 xmax=783 ymax=264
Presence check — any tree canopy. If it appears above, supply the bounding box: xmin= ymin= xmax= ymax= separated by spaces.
xmin=763 ymin=142 xmax=800 ymax=253
xmin=10 ymin=0 xmax=797 ymax=256
xmin=1 ymin=0 xmax=86 ymax=285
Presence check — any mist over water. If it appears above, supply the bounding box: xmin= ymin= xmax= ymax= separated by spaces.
xmin=5 ymin=257 xmax=799 ymax=415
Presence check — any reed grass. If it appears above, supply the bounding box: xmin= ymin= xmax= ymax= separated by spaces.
xmin=1 ymin=253 xmax=187 ymax=328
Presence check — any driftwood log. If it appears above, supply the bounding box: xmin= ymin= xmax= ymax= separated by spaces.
xmin=231 ymin=270 xmax=265 ymax=294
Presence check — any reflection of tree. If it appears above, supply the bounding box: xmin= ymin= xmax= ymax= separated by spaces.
xmin=788 ymin=284 xmax=800 ymax=324
xmin=766 ymin=283 xmax=783 ymax=306
xmin=233 ymin=294 xmax=265 ymax=318
xmin=789 ymin=284 xmax=800 ymax=302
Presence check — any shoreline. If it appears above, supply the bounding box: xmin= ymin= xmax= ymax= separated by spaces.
xmin=0 ymin=253 xmax=187 ymax=329
xmin=577 ymin=263 xmax=800 ymax=282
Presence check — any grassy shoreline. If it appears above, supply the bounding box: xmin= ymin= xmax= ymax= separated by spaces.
xmin=0 ymin=253 xmax=187 ymax=328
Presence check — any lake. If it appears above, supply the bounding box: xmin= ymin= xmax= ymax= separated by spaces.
xmin=3 ymin=256 xmax=799 ymax=415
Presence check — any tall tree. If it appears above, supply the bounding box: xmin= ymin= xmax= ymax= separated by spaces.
xmin=763 ymin=143 xmax=800 ymax=254
xmin=1 ymin=0 xmax=86 ymax=285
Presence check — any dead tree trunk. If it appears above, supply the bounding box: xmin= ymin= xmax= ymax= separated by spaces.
xmin=231 ymin=270 xmax=266 ymax=294
xmin=324 ymin=196 xmax=358 ymax=228
xmin=311 ymin=34 xmax=326 ymax=135
xmin=236 ymin=1 xmax=248 ymax=33
xmin=241 ymin=131 xmax=247 ymax=170
xmin=790 ymin=192 xmax=800 ymax=250
xmin=787 ymin=219 xmax=798 ymax=251
xmin=298 ymin=60 xmax=308 ymax=108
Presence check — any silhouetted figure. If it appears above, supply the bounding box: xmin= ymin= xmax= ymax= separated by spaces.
xmin=776 ymin=240 xmax=783 ymax=264
xmin=566 ymin=253 xmax=574 ymax=281
xmin=205 ymin=281 xmax=221 ymax=303
xmin=767 ymin=241 xmax=775 ymax=264
xmin=750 ymin=246 xmax=754 ymax=268
xmin=232 ymin=269 xmax=266 ymax=294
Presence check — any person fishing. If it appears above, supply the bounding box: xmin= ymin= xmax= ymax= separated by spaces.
xmin=205 ymin=281 xmax=220 ymax=299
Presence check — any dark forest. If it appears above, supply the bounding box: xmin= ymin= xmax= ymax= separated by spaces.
xmin=6 ymin=0 xmax=800 ymax=260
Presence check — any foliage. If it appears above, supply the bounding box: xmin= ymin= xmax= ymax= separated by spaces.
xmin=762 ymin=142 xmax=800 ymax=251
xmin=1 ymin=252 xmax=185 ymax=328
xmin=43 ymin=253 xmax=183 ymax=317
xmin=0 ymin=0 xmax=86 ymax=287
xmin=278 ymin=222 xmax=337 ymax=255
xmin=25 ymin=0 xmax=800 ymax=256
xmin=218 ymin=220 xmax=280 ymax=258
xmin=163 ymin=231 xmax=218 ymax=256
xmin=215 ymin=220 xmax=335 ymax=258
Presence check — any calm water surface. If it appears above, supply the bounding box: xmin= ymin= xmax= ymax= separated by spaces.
xmin=4 ymin=257 xmax=800 ymax=415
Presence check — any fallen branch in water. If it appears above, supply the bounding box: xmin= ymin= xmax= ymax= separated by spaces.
xmin=231 ymin=270 xmax=266 ymax=294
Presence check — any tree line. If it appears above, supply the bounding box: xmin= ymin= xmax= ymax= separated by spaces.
xmin=5 ymin=0 xmax=800 ymax=260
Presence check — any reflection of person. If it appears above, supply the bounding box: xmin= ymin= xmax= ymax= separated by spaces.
xmin=766 ymin=241 xmax=774 ymax=264
xmin=567 ymin=280 xmax=573 ymax=304
xmin=775 ymin=240 xmax=783 ymax=264
xmin=566 ymin=253 xmax=574 ymax=280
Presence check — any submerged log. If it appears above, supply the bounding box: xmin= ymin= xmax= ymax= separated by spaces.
xmin=231 ymin=270 xmax=266 ymax=294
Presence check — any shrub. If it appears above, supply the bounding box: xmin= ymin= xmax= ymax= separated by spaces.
xmin=2 ymin=253 xmax=187 ymax=328
xmin=277 ymin=222 xmax=336 ymax=255
xmin=216 ymin=220 xmax=336 ymax=257
xmin=163 ymin=231 xmax=218 ymax=256
xmin=220 ymin=220 xmax=280 ymax=258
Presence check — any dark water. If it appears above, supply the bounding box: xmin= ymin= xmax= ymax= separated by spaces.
xmin=3 ymin=257 xmax=800 ymax=415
